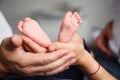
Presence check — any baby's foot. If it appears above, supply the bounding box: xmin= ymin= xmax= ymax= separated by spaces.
xmin=17 ymin=17 xmax=51 ymax=48
xmin=58 ymin=11 xmax=82 ymax=42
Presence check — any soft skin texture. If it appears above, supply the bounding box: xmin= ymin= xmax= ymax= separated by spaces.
xmin=21 ymin=33 xmax=116 ymax=80
xmin=0 ymin=34 xmax=76 ymax=77
xmin=17 ymin=11 xmax=82 ymax=50
xmin=58 ymin=11 xmax=82 ymax=42
xmin=48 ymin=33 xmax=116 ymax=80
xmin=15 ymin=11 xmax=116 ymax=80
xmin=17 ymin=17 xmax=51 ymax=48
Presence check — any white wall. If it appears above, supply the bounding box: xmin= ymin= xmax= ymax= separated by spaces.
xmin=0 ymin=0 xmax=113 ymax=42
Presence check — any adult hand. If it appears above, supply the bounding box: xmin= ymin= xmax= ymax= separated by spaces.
xmin=48 ymin=33 xmax=85 ymax=64
xmin=48 ymin=33 xmax=117 ymax=80
xmin=0 ymin=34 xmax=76 ymax=77
xmin=97 ymin=20 xmax=113 ymax=57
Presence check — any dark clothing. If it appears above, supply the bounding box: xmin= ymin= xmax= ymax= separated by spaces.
xmin=90 ymin=47 xmax=120 ymax=80
xmin=1 ymin=66 xmax=84 ymax=80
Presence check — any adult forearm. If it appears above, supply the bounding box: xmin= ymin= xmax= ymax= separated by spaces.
xmin=77 ymin=50 xmax=116 ymax=80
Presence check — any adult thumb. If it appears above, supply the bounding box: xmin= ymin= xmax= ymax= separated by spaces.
xmin=48 ymin=42 xmax=73 ymax=52
xmin=1 ymin=34 xmax=22 ymax=50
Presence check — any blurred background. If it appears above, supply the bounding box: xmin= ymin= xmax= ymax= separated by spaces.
xmin=0 ymin=0 xmax=113 ymax=43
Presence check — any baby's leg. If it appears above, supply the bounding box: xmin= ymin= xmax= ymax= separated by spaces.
xmin=58 ymin=11 xmax=82 ymax=42
xmin=17 ymin=17 xmax=51 ymax=48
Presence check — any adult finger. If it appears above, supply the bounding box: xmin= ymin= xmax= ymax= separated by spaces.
xmin=17 ymin=52 xmax=76 ymax=76
xmin=1 ymin=34 xmax=22 ymax=50
xmin=97 ymin=35 xmax=111 ymax=56
xmin=34 ymin=58 xmax=76 ymax=76
xmin=108 ymin=32 xmax=113 ymax=39
xmin=17 ymin=49 xmax=71 ymax=67
xmin=45 ymin=58 xmax=76 ymax=76
xmin=22 ymin=35 xmax=47 ymax=53
xmin=48 ymin=42 xmax=74 ymax=52
xmin=31 ymin=52 xmax=75 ymax=72
xmin=97 ymin=34 xmax=105 ymax=49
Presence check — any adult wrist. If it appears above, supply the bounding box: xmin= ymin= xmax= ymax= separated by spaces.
xmin=76 ymin=49 xmax=90 ymax=65
xmin=77 ymin=49 xmax=100 ymax=75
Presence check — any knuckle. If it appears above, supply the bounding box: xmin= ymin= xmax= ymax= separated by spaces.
xmin=17 ymin=60 xmax=28 ymax=67
xmin=45 ymin=65 xmax=55 ymax=71
xmin=21 ymin=68 xmax=33 ymax=76
xmin=41 ymin=56 xmax=52 ymax=64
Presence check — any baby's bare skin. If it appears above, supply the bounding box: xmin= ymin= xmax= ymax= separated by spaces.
xmin=58 ymin=11 xmax=82 ymax=42
xmin=17 ymin=17 xmax=51 ymax=48
xmin=17 ymin=11 xmax=82 ymax=50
